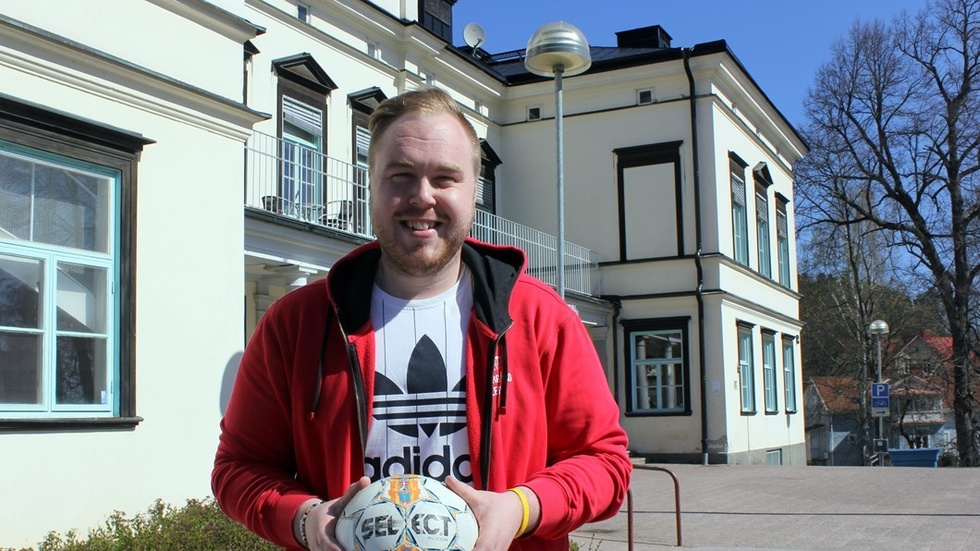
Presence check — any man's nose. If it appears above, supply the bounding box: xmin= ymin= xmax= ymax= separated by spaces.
xmin=408 ymin=177 xmax=436 ymax=206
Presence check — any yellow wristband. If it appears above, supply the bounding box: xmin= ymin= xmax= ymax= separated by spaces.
xmin=508 ymin=488 xmax=530 ymax=539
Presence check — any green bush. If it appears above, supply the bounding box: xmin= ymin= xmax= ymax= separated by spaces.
xmin=3 ymin=498 xmax=278 ymax=551
xmin=4 ymin=497 xmax=596 ymax=551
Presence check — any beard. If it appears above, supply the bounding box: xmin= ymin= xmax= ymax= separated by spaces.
xmin=371 ymin=206 xmax=473 ymax=278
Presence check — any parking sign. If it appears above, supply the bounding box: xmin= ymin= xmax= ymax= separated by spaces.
xmin=871 ymin=382 xmax=889 ymax=417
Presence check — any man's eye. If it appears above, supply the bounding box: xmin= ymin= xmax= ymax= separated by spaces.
xmin=434 ymin=175 xmax=460 ymax=186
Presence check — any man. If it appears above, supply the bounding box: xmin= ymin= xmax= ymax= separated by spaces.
xmin=213 ymin=87 xmax=631 ymax=550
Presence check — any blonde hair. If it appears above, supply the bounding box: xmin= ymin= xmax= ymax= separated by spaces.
xmin=368 ymin=87 xmax=481 ymax=175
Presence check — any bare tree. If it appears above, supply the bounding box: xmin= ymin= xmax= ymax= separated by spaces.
xmin=797 ymin=0 xmax=980 ymax=465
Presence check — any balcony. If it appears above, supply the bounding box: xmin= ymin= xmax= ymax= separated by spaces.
xmin=245 ymin=131 xmax=600 ymax=296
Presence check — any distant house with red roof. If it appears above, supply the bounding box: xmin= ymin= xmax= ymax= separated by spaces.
xmin=804 ymin=376 xmax=866 ymax=466
xmin=890 ymin=331 xmax=966 ymax=453
xmin=804 ymin=331 xmax=966 ymax=466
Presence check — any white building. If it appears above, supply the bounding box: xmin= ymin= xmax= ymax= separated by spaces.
xmin=0 ymin=0 xmax=806 ymax=546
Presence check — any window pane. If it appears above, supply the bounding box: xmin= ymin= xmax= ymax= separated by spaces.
xmin=778 ymin=237 xmax=791 ymax=286
xmin=634 ymin=386 xmax=649 ymax=409
xmin=0 ymin=254 xmax=43 ymax=328
xmin=631 ymin=328 xmax=686 ymax=413
xmin=57 ymin=263 xmax=107 ymax=333
xmin=56 ymin=335 xmax=107 ymax=405
xmin=739 ymin=329 xmax=755 ymax=411
xmin=0 ymin=152 xmax=33 ymax=240
xmin=783 ymin=340 xmax=797 ymax=410
xmin=764 ymin=334 xmax=777 ymax=412
xmin=33 ymin=163 xmax=111 ymax=252
xmin=635 ymin=331 xmax=682 ymax=359
xmin=0 ymin=331 xmax=42 ymax=404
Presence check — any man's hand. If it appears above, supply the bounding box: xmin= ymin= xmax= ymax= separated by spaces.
xmin=445 ymin=476 xmax=540 ymax=551
xmin=295 ymin=477 xmax=371 ymax=551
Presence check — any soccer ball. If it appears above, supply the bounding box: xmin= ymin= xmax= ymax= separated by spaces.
xmin=336 ymin=474 xmax=479 ymax=551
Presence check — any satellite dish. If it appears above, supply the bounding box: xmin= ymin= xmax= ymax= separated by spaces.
xmin=463 ymin=22 xmax=485 ymax=51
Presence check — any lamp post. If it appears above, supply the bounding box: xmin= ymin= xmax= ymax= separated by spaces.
xmin=524 ymin=21 xmax=591 ymax=299
xmin=868 ymin=319 xmax=890 ymax=463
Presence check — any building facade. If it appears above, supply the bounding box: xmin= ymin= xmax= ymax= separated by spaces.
xmin=0 ymin=0 xmax=806 ymax=545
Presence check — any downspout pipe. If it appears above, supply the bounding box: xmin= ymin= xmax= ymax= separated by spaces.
xmin=683 ymin=48 xmax=709 ymax=466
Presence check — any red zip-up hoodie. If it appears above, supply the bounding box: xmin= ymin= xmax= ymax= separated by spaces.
xmin=212 ymin=239 xmax=631 ymax=550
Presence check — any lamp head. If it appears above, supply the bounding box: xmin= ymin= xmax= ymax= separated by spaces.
xmin=868 ymin=319 xmax=890 ymax=336
xmin=524 ymin=21 xmax=591 ymax=77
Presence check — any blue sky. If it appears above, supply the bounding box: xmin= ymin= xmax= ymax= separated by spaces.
xmin=452 ymin=0 xmax=928 ymax=128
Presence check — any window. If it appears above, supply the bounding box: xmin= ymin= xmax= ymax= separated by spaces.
xmin=737 ymin=323 xmax=755 ymax=413
xmin=478 ymin=141 xmax=501 ymax=214
xmin=766 ymin=449 xmax=783 ymax=465
xmin=637 ymin=88 xmax=654 ymax=105
xmin=271 ymin=54 xmax=336 ymax=223
xmin=527 ymin=106 xmax=541 ymax=121
xmin=419 ymin=0 xmax=453 ymax=42
xmin=350 ymin=114 xmax=370 ymax=234
xmin=730 ymin=154 xmax=749 ymax=265
xmin=297 ymin=4 xmax=310 ymax=22
xmin=762 ymin=331 xmax=778 ymax=413
xmin=755 ymin=181 xmax=771 ymax=278
xmin=615 ymin=141 xmax=684 ymax=261
xmin=782 ymin=336 xmax=797 ymax=412
xmin=281 ymin=95 xmax=323 ymax=216
xmin=348 ymin=87 xmax=386 ymax=236
xmin=776 ymin=195 xmax=791 ymax=287
xmin=0 ymin=96 xmax=148 ymax=426
xmin=623 ymin=318 xmax=691 ymax=415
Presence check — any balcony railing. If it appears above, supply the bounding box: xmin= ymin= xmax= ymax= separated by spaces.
xmin=245 ymin=130 xmax=599 ymax=296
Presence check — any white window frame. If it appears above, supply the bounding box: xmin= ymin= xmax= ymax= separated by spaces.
xmin=629 ymin=329 xmax=686 ymax=414
xmin=738 ymin=324 xmax=756 ymax=413
xmin=731 ymin=159 xmax=749 ymax=265
xmin=756 ymin=185 xmax=771 ymax=278
xmin=783 ymin=337 xmax=797 ymax=412
xmin=776 ymin=203 xmax=791 ymax=287
xmin=0 ymin=143 xmax=119 ymax=419
xmin=624 ymin=318 xmax=690 ymax=416
xmin=762 ymin=331 xmax=778 ymax=413
xmin=281 ymin=95 xmax=323 ymax=219
xmin=637 ymin=88 xmax=655 ymax=105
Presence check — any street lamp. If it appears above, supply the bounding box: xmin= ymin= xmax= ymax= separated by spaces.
xmin=524 ymin=21 xmax=591 ymax=299
xmin=868 ymin=319 xmax=890 ymax=462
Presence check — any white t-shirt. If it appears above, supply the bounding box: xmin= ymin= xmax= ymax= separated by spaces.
xmin=363 ymin=267 xmax=474 ymax=483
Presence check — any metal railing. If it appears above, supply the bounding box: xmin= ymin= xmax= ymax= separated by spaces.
xmin=245 ymin=131 xmax=373 ymax=237
xmin=245 ymin=130 xmax=599 ymax=296
xmin=471 ymin=210 xmax=598 ymax=295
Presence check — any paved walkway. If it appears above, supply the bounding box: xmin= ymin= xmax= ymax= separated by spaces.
xmin=570 ymin=463 xmax=980 ymax=551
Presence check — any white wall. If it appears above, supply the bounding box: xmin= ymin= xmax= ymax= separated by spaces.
xmin=0 ymin=4 xmax=259 ymax=546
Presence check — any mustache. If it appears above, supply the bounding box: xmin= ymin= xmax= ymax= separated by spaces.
xmin=395 ymin=208 xmax=443 ymax=220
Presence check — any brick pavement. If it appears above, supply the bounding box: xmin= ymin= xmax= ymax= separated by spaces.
xmin=570 ymin=462 xmax=980 ymax=551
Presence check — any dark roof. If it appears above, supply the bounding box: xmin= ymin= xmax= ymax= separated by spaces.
xmin=447 ymin=34 xmax=805 ymax=148
xmin=452 ymin=41 xmax=720 ymax=85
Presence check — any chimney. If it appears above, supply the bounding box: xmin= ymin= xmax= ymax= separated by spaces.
xmin=616 ymin=25 xmax=672 ymax=49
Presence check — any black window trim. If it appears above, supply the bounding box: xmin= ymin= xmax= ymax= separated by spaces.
xmin=621 ymin=316 xmax=693 ymax=417
xmin=0 ymin=93 xmax=150 ymax=431
xmin=614 ymin=140 xmax=684 ymax=262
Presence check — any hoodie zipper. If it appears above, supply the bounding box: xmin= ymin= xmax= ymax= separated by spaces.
xmin=479 ymin=320 xmax=513 ymax=489
xmin=342 ymin=328 xmax=368 ymax=457
xmin=311 ymin=307 xmax=368 ymax=458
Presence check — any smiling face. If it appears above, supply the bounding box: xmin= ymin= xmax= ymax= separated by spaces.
xmin=369 ymin=111 xmax=478 ymax=296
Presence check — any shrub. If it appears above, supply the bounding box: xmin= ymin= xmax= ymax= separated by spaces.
xmin=2 ymin=498 xmax=278 ymax=551
xmin=4 ymin=498 xmax=597 ymax=551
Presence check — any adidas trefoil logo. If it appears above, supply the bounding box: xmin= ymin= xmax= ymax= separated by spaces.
xmin=373 ymin=335 xmax=466 ymax=438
